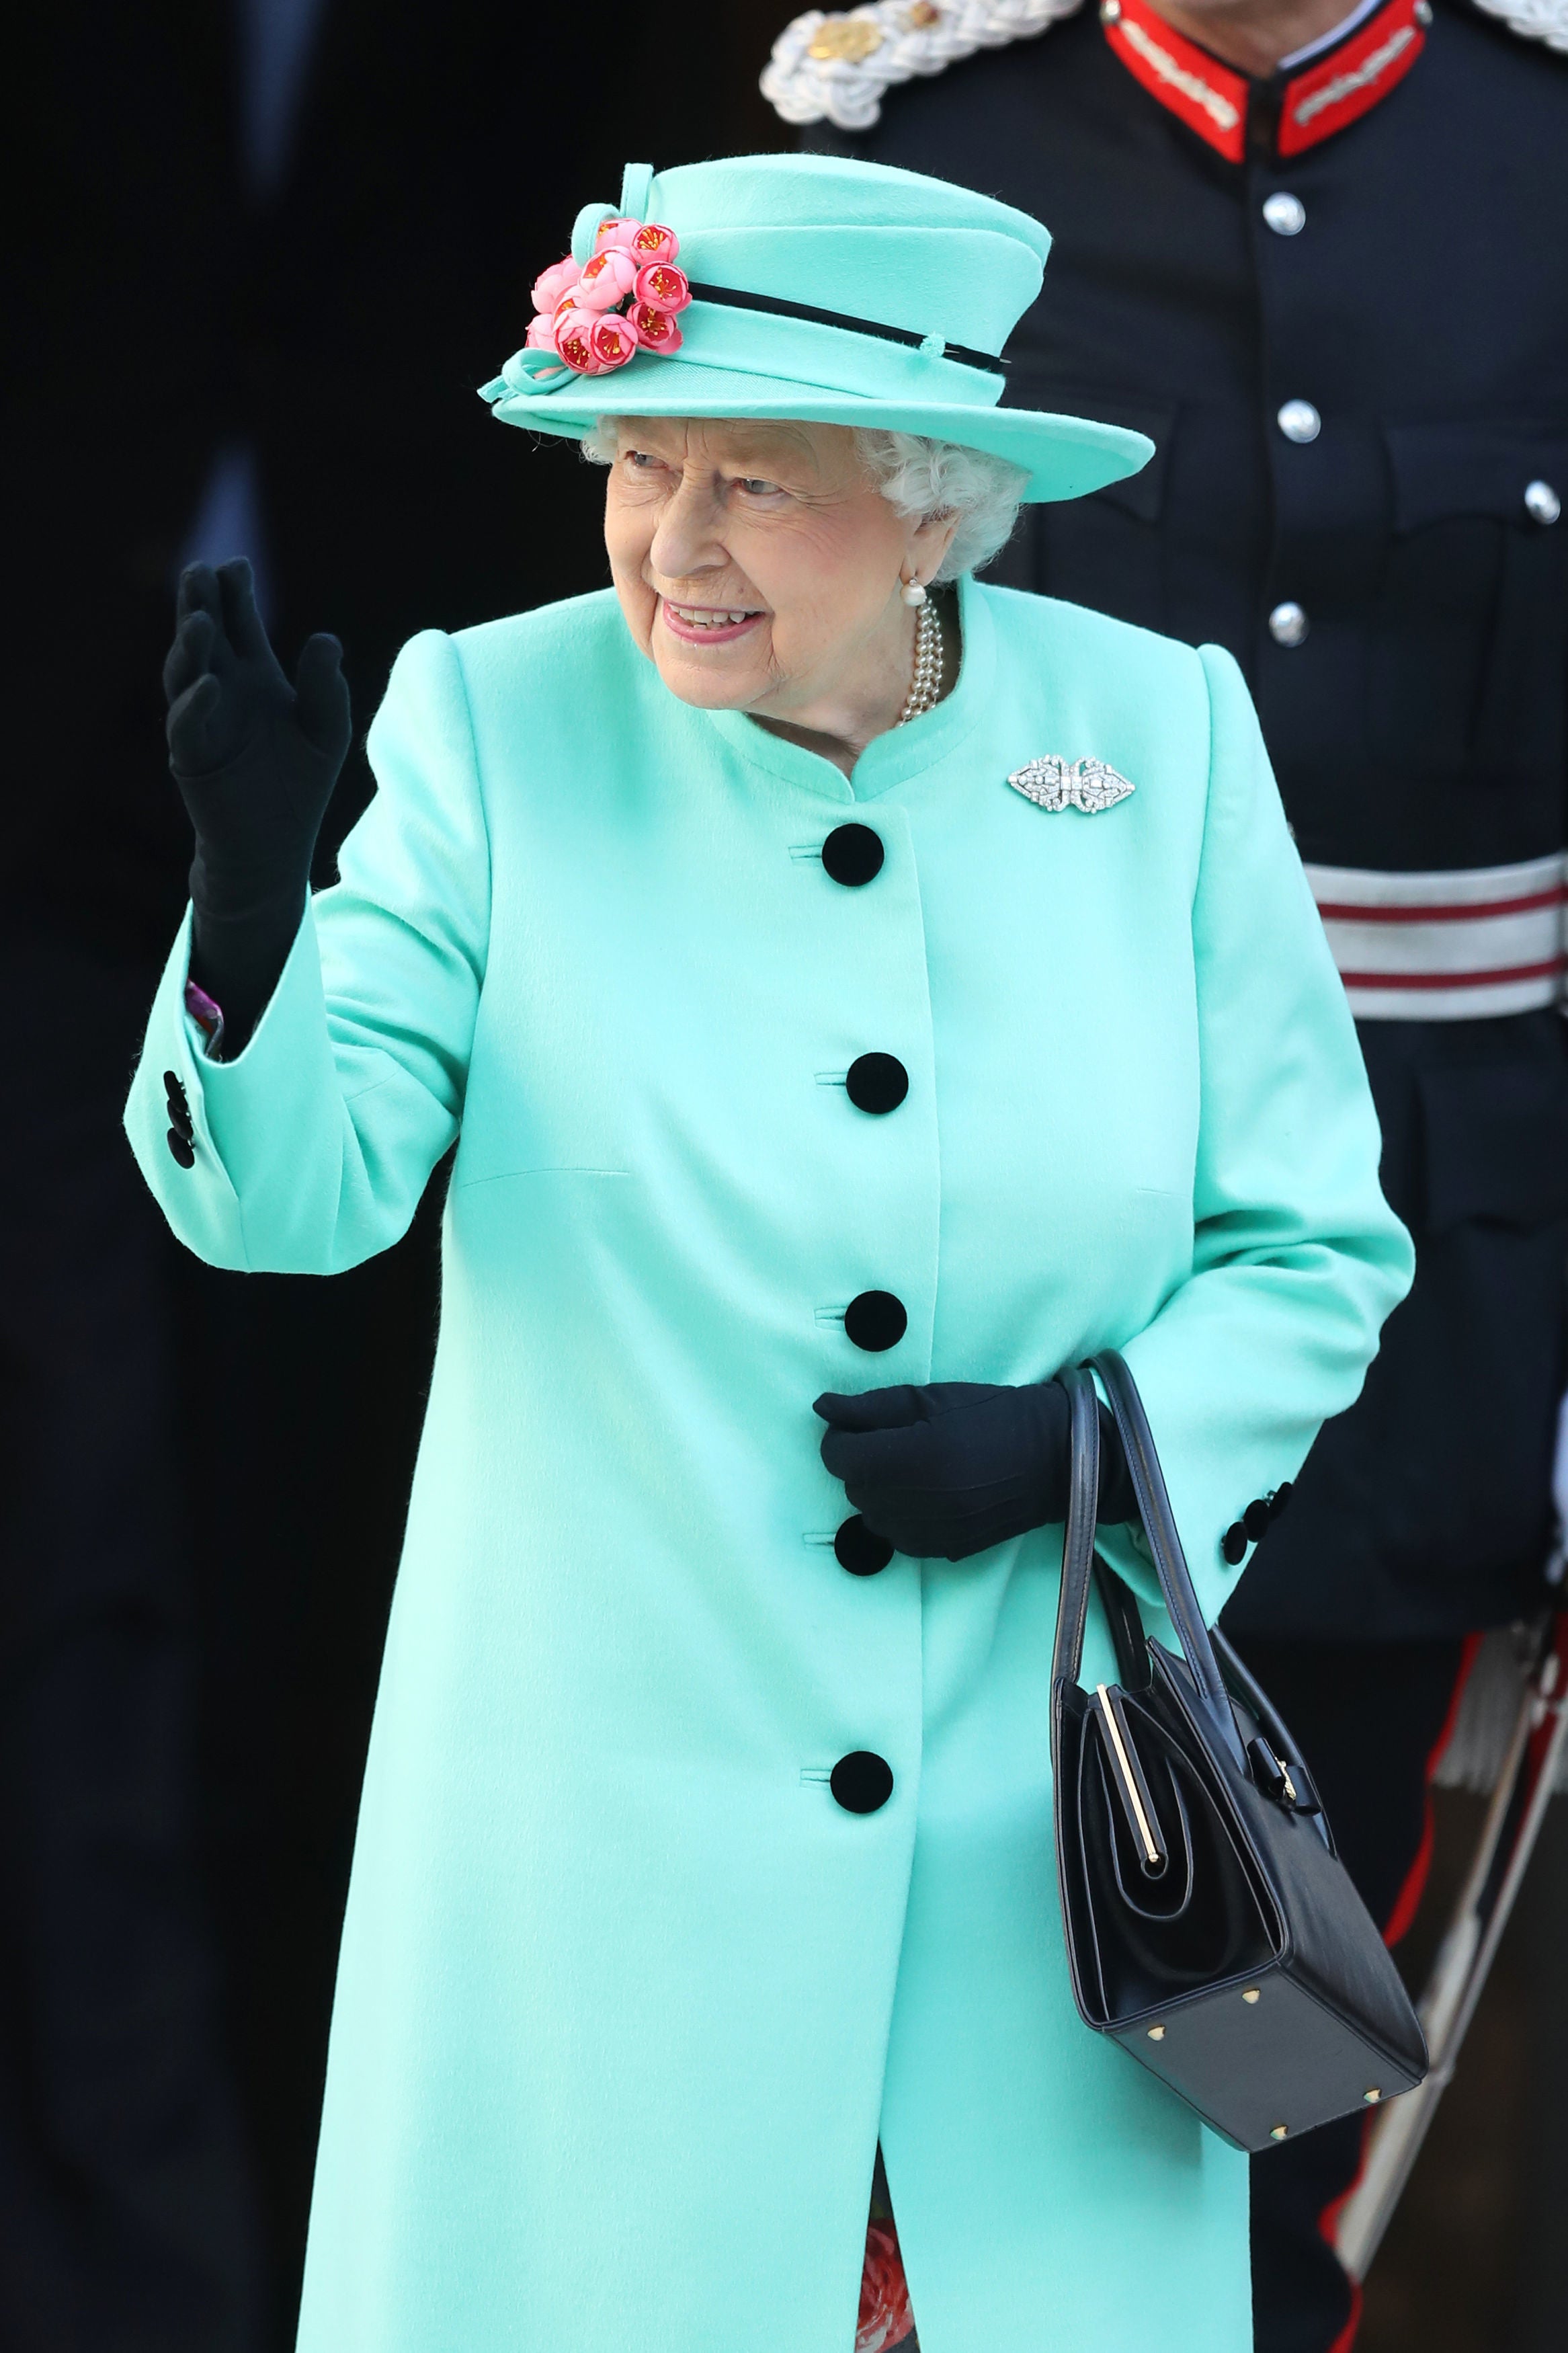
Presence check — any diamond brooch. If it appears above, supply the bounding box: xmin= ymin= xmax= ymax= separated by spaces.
xmin=1007 ymin=756 xmax=1136 ymax=814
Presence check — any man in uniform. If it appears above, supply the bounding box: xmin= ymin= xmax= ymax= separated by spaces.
xmin=763 ymin=1 xmax=1568 ymax=2345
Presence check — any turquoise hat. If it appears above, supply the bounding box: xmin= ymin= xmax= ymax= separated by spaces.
xmin=479 ymin=154 xmax=1151 ymax=505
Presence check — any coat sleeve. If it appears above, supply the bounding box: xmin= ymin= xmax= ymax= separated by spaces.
xmin=1091 ymin=643 xmax=1415 ymax=1630
xmin=124 ymin=629 xmax=490 ymax=1273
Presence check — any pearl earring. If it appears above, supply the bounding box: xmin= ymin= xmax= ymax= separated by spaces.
xmin=901 ymin=575 xmax=927 ymax=608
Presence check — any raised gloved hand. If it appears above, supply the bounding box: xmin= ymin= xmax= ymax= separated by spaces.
xmin=814 ymin=1378 xmax=1137 ymax=1562
xmin=164 ymin=558 xmax=352 ymax=1053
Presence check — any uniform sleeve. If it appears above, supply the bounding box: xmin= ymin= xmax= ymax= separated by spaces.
xmin=123 ymin=629 xmax=490 ymax=1274
xmin=1093 ymin=643 xmax=1415 ymax=1628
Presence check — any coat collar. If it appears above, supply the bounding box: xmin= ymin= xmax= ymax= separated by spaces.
xmin=703 ymin=573 xmax=999 ymax=804
xmin=1098 ymin=0 xmax=1430 ymax=162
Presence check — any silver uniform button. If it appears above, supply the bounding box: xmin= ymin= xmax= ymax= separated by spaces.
xmin=1525 ymin=479 xmax=1561 ymax=526
xmin=1270 ymin=602 xmax=1309 ymax=647
xmin=1263 ymin=192 xmax=1306 ymax=237
xmin=1277 ymin=399 xmax=1321 ymax=444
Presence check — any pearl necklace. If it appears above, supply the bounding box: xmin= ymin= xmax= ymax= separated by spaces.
xmin=897 ymin=596 xmax=944 ymax=726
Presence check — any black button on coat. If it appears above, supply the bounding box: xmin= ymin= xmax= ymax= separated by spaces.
xmin=843 ymin=1291 xmax=908 ymax=1352
xmin=845 ymin=1053 xmax=909 ymax=1114
xmin=164 ymin=1070 xmax=196 ymax=1162
xmin=830 ymin=1751 xmax=895 ymax=1813
xmin=821 ymin=823 xmax=884 ymax=885
xmin=834 ymin=1515 xmax=895 ymax=1574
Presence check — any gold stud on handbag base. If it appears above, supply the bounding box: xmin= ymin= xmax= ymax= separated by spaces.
xmin=1147 ymin=2025 xmax=1166 ymax=2041
xmin=1364 ymin=2088 xmax=1383 ymax=2104
xmin=1270 ymin=2125 xmax=1288 ymax=2141
xmin=1242 ymin=1988 xmax=1261 ymax=2004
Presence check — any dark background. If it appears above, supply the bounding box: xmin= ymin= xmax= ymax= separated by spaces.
xmin=3 ymin=7 xmax=1560 ymax=2348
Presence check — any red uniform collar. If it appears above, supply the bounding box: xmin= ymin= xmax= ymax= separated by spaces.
xmin=1100 ymin=0 xmax=1430 ymax=161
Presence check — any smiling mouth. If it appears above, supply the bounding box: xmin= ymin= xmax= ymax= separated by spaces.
xmin=660 ymin=598 xmax=766 ymax=643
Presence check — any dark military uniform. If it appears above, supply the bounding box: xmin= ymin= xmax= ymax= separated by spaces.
xmin=782 ymin=1 xmax=1568 ymax=2344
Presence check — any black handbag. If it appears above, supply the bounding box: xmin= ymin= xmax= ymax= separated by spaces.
xmin=1050 ymin=1352 xmax=1428 ymax=2153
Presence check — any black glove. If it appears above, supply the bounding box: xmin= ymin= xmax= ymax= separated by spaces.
xmin=164 ymin=558 xmax=352 ymax=1053
xmin=814 ymin=1379 xmax=1137 ymax=1562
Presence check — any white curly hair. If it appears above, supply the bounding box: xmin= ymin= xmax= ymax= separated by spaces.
xmin=580 ymin=419 xmax=1029 ymax=582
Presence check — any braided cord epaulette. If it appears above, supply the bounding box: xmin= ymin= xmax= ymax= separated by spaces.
xmin=1471 ymin=0 xmax=1568 ymax=52
xmin=761 ymin=0 xmax=1086 ymax=130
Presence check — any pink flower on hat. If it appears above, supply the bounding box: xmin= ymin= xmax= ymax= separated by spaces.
xmin=587 ymin=313 xmax=638 ymax=370
xmin=630 ymin=222 xmax=679 ymax=267
xmin=575 ymin=247 xmax=641 ymax=311
xmin=632 ymin=261 xmax=690 ymax=314
xmin=554 ymin=307 xmax=636 ymax=374
xmin=524 ymin=313 xmax=559 ymax=350
xmin=593 ymin=216 xmax=644 ymax=253
xmin=552 ymin=307 xmax=598 ymax=372
xmin=627 ymin=301 xmax=684 ymax=353
xmin=531 ymin=257 xmax=581 ymax=315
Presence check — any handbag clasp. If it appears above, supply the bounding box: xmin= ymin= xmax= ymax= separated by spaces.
xmin=1246 ymin=1734 xmax=1322 ymax=1814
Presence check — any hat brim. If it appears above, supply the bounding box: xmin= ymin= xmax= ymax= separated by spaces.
xmin=485 ymin=359 xmax=1151 ymax=506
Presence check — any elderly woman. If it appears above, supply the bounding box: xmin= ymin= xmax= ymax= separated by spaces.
xmin=127 ymin=155 xmax=1410 ymax=2353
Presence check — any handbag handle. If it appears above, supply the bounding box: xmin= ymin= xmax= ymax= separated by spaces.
xmin=1050 ymin=1365 xmax=1102 ymax=1693
xmin=1054 ymin=1353 xmax=1245 ymax=1768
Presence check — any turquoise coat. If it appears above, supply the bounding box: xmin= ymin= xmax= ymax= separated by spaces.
xmin=126 ymin=575 xmax=1412 ymax=2353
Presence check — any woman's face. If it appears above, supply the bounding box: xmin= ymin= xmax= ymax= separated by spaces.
xmin=602 ymin=417 xmax=956 ymax=737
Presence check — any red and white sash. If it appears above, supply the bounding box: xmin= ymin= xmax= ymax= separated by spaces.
xmin=1304 ymin=854 xmax=1568 ymax=1019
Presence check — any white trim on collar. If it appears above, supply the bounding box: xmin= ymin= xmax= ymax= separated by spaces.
xmin=1278 ymin=0 xmax=1383 ymax=71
